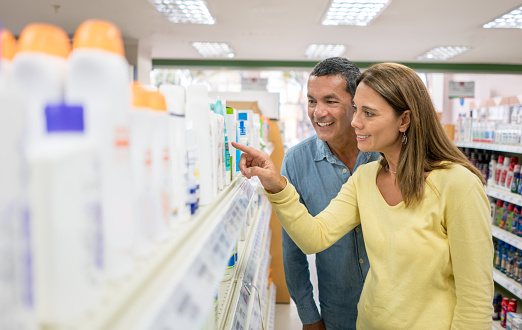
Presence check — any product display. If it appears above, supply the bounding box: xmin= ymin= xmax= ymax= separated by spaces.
xmin=1 ymin=19 xmax=274 ymax=330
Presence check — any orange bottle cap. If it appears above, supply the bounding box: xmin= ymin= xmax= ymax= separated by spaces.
xmin=148 ymin=90 xmax=167 ymax=111
xmin=73 ymin=20 xmax=124 ymax=56
xmin=133 ymin=82 xmax=149 ymax=108
xmin=17 ymin=23 xmax=70 ymax=58
xmin=1 ymin=29 xmax=16 ymax=60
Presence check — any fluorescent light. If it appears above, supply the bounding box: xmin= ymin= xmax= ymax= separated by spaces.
xmin=305 ymin=44 xmax=346 ymax=59
xmin=322 ymin=0 xmax=390 ymax=26
xmin=483 ymin=6 xmax=522 ymax=29
xmin=152 ymin=0 xmax=216 ymax=25
xmin=416 ymin=46 xmax=471 ymax=61
xmin=191 ymin=42 xmax=235 ymax=58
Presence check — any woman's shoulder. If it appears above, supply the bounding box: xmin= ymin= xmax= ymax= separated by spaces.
xmin=431 ymin=161 xmax=483 ymax=190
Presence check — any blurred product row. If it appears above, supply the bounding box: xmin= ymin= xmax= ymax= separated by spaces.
xmin=0 ymin=20 xmax=270 ymax=329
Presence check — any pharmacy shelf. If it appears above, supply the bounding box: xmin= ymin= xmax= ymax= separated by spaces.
xmin=494 ymin=268 xmax=522 ymax=301
xmin=455 ymin=141 xmax=522 ymax=154
xmin=493 ymin=320 xmax=502 ymax=330
xmin=218 ymin=200 xmax=272 ymax=330
xmin=264 ymin=282 xmax=277 ymax=330
xmin=76 ymin=175 xmax=257 ymax=330
xmin=493 ymin=226 xmax=522 ymax=251
xmin=487 ymin=186 xmax=522 ymax=206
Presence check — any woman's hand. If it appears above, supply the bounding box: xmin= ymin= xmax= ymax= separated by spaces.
xmin=231 ymin=142 xmax=287 ymax=194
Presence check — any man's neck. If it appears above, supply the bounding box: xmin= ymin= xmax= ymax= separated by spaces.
xmin=327 ymin=139 xmax=360 ymax=173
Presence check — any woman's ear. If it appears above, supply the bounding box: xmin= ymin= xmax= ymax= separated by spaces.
xmin=400 ymin=110 xmax=411 ymax=132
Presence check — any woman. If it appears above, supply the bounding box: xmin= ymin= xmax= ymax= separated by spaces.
xmin=232 ymin=62 xmax=493 ymax=329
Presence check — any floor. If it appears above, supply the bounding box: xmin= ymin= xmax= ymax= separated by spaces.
xmin=273 ymin=254 xmax=319 ymax=330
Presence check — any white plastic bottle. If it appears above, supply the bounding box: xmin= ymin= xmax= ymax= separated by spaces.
xmin=214 ymin=100 xmax=231 ymax=186
xmin=160 ymin=84 xmax=191 ymax=222
xmin=27 ymin=103 xmax=102 ymax=326
xmin=148 ymin=90 xmax=171 ymax=240
xmin=186 ymin=85 xmax=215 ymax=205
xmin=130 ymin=83 xmax=155 ymax=256
xmin=11 ymin=23 xmax=70 ymax=145
xmin=226 ymin=106 xmax=237 ymax=180
xmin=236 ymin=112 xmax=250 ymax=172
xmin=0 ymin=53 xmax=35 ymax=329
xmin=0 ymin=29 xmax=16 ymax=85
xmin=65 ymin=20 xmax=134 ymax=280
xmin=185 ymin=122 xmax=200 ymax=215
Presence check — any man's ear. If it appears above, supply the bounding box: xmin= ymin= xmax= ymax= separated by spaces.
xmin=400 ymin=110 xmax=411 ymax=132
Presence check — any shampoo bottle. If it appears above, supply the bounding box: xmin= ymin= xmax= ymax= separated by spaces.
xmin=65 ymin=20 xmax=134 ymax=280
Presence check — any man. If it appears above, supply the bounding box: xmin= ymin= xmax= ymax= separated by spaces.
xmin=281 ymin=57 xmax=380 ymax=330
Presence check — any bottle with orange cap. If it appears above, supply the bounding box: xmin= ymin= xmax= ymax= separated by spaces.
xmin=148 ymin=89 xmax=172 ymax=240
xmin=11 ymin=23 xmax=71 ymax=145
xmin=0 ymin=28 xmax=16 ymax=85
xmin=130 ymin=83 xmax=156 ymax=256
xmin=0 ymin=26 xmax=34 ymax=330
xmin=65 ymin=19 xmax=135 ymax=282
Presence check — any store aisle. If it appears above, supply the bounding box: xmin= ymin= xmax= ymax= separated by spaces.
xmin=274 ymin=254 xmax=319 ymax=330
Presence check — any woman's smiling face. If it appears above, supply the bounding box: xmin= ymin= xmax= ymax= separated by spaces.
xmin=351 ymin=82 xmax=409 ymax=155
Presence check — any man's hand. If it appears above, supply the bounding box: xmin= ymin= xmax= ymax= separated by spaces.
xmin=232 ymin=142 xmax=287 ymax=193
xmin=303 ymin=319 xmax=326 ymax=330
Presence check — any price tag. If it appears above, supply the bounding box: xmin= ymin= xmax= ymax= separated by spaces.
xmin=231 ymin=284 xmax=250 ymax=330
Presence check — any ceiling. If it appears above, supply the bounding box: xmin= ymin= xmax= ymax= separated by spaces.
xmin=1 ymin=0 xmax=522 ymax=66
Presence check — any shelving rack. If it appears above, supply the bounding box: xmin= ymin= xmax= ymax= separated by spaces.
xmin=69 ymin=175 xmax=272 ymax=330
xmin=456 ymin=141 xmax=522 ymax=330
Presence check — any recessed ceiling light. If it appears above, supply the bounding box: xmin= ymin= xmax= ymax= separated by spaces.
xmin=483 ymin=5 xmax=522 ymax=29
xmin=322 ymin=0 xmax=390 ymax=26
xmin=151 ymin=0 xmax=216 ymax=25
xmin=305 ymin=44 xmax=346 ymax=59
xmin=191 ymin=42 xmax=235 ymax=58
xmin=416 ymin=46 xmax=471 ymax=61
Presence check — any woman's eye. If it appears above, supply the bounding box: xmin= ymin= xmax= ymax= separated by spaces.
xmin=365 ymin=111 xmax=373 ymax=117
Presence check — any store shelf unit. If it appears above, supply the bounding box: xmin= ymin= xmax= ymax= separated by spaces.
xmin=487 ymin=187 xmax=522 ymax=207
xmin=494 ymin=268 xmax=522 ymax=301
xmin=455 ymin=141 xmax=522 ymax=154
xmin=217 ymin=193 xmax=273 ymax=330
xmin=73 ymin=175 xmax=257 ymax=330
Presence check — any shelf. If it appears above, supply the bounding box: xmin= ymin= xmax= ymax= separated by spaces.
xmin=493 ymin=320 xmax=502 ymax=330
xmin=75 ymin=175 xmax=257 ymax=330
xmin=264 ymin=282 xmax=276 ymax=330
xmin=492 ymin=226 xmax=522 ymax=251
xmin=494 ymin=268 xmax=522 ymax=301
xmin=487 ymin=186 xmax=522 ymax=206
xmin=455 ymin=141 xmax=522 ymax=154
xmin=218 ymin=200 xmax=272 ymax=330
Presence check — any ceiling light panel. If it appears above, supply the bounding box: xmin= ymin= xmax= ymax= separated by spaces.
xmin=305 ymin=44 xmax=346 ymax=59
xmin=192 ymin=42 xmax=235 ymax=58
xmin=322 ymin=0 xmax=390 ymax=26
xmin=483 ymin=6 xmax=522 ymax=29
xmin=416 ymin=46 xmax=471 ymax=61
xmin=152 ymin=0 xmax=216 ymax=24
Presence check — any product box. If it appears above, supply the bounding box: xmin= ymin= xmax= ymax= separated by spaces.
xmin=507 ymin=312 xmax=522 ymax=330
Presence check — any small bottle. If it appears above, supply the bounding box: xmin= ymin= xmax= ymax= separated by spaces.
xmin=496 ymin=155 xmax=505 ymax=186
xmin=508 ymin=246 xmax=516 ymax=278
xmin=496 ymin=199 xmax=504 ymax=227
xmin=501 ymin=297 xmax=509 ymax=327
xmin=501 ymin=157 xmax=511 ymax=187
xmin=506 ymin=203 xmax=515 ymax=232
xmin=512 ymin=206 xmax=521 ymax=235
xmin=512 ymin=164 xmax=521 ymax=193
xmin=501 ymin=244 xmax=510 ymax=273
xmin=493 ymin=293 xmax=502 ymax=321
xmin=500 ymin=201 xmax=509 ymax=229
xmin=506 ymin=163 xmax=515 ymax=191
xmin=495 ymin=241 xmax=503 ymax=270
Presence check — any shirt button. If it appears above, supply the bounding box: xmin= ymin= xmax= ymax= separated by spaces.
xmin=343 ymin=169 xmax=347 ymax=173
xmin=355 ymin=227 xmax=360 ymax=233
xmin=359 ymin=258 xmax=364 ymax=264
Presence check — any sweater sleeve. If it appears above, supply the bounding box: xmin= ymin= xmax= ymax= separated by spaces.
xmin=445 ymin=172 xmax=493 ymax=329
xmin=267 ymin=174 xmax=361 ymax=254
